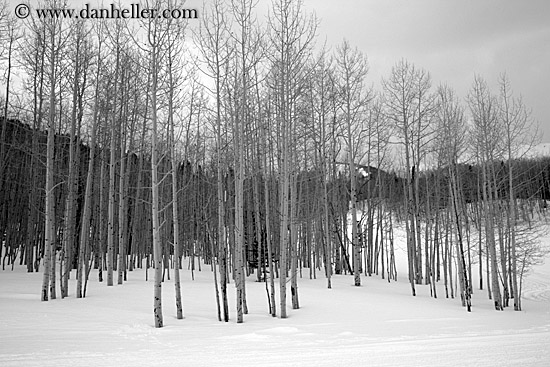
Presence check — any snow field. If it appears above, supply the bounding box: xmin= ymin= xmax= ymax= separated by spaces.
xmin=1 ymin=249 xmax=549 ymax=366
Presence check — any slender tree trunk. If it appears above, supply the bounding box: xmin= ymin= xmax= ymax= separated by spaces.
xmin=61 ymin=30 xmax=84 ymax=298
xmin=77 ymin=39 xmax=102 ymax=297
xmin=482 ymin=162 xmax=503 ymax=310
xmin=216 ymin=102 xmax=229 ymax=323
xmin=279 ymin=132 xmax=290 ymax=318
xmin=106 ymin=44 xmax=121 ymax=287
xmin=41 ymin=23 xmax=57 ymax=301
xmin=349 ymin=136 xmax=360 ymax=287
xmin=450 ymin=165 xmax=471 ymax=311
xmin=117 ymin=98 xmax=128 ymax=285
xmin=290 ymin=173 xmax=299 ymax=309
xmin=263 ymin=153 xmax=277 ymax=317
xmin=151 ymin=48 xmax=164 ymax=327
xmin=26 ymin=35 xmax=46 ymax=274
xmin=168 ymin=43 xmax=183 ymax=319
xmin=509 ymin=165 xmax=520 ymax=311
xmin=323 ymin=172 xmax=332 ymax=289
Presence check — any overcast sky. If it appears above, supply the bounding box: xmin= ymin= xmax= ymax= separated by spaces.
xmin=299 ymin=0 xmax=550 ymax=142
xmin=5 ymin=0 xmax=549 ymax=142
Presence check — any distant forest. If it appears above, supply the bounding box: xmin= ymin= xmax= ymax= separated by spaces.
xmin=1 ymin=0 xmax=549 ymax=326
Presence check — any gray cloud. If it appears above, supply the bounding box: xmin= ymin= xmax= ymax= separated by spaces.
xmin=304 ymin=0 xmax=550 ymax=141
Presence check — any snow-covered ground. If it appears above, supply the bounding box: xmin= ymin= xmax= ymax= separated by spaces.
xmin=1 ymin=238 xmax=549 ymax=366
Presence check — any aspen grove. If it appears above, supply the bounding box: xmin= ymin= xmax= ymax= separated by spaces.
xmin=1 ymin=0 xmax=550 ymax=330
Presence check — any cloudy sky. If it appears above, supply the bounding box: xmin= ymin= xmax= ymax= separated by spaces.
xmin=5 ymin=0 xmax=549 ymax=142
xmin=299 ymin=0 xmax=550 ymax=142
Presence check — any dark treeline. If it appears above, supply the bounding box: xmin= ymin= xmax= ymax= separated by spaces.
xmin=413 ymin=162 xmax=550 ymax=207
xmin=0 ymin=117 xmax=379 ymax=275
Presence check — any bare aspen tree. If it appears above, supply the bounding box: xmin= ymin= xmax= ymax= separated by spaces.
xmin=40 ymin=0 xmax=67 ymax=301
xmin=268 ymin=0 xmax=316 ymax=318
xmin=61 ymin=19 xmax=90 ymax=298
xmin=0 ymin=6 xmax=19 ymax=198
xmin=194 ymin=0 xmax=232 ymax=322
xmin=258 ymin=80 xmax=277 ymax=316
xmin=149 ymin=18 xmax=164 ymax=327
xmin=436 ymin=84 xmax=471 ymax=311
xmin=335 ymin=39 xmax=370 ymax=286
xmin=113 ymin=41 xmax=141 ymax=286
xmin=230 ymin=0 xmax=263 ymax=323
xmin=105 ymin=20 xmax=125 ymax=287
xmin=129 ymin=66 xmax=151 ymax=276
xmin=289 ymin=170 xmax=302 ymax=309
xmin=356 ymin=93 xmax=391 ymax=280
xmin=130 ymin=0 xmax=177 ymax=328
xmin=382 ymin=60 xmax=417 ymax=295
xmin=383 ymin=62 xmax=417 ymax=295
xmin=270 ymin=1 xmax=289 ymax=319
xmin=468 ymin=75 xmax=503 ymax=310
xmin=498 ymin=73 xmax=538 ymax=311
xmin=250 ymin=64 xmax=268 ymax=291
xmin=0 ymin=9 xmax=24 ymax=271
xmin=136 ymin=0 xmax=190 ymax=328
xmin=411 ymin=69 xmax=436 ymax=286
xmin=316 ymin=51 xmax=334 ymax=288
xmin=18 ymin=14 xmax=47 ymax=274
xmin=117 ymin=63 xmax=130 ymax=286
xmin=308 ymin=50 xmax=339 ymax=288
xmin=77 ymin=22 xmax=105 ymax=298
xmin=268 ymin=0 xmax=317 ymax=318
xmin=164 ymin=2 xmax=187 ymax=320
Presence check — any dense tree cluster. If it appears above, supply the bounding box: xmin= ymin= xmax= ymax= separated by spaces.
xmin=0 ymin=0 xmax=548 ymax=325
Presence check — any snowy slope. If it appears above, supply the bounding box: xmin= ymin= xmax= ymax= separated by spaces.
xmin=1 ymin=239 xmax=549 ymax=366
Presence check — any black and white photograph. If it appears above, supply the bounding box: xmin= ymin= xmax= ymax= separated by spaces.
xmin=1 ymin=0 xmax=549 ymax=366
